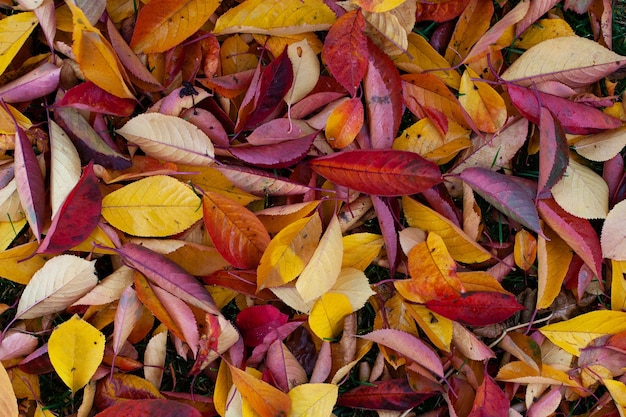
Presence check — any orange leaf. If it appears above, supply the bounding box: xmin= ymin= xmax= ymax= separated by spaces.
xmin=228 ymin=364 xmax=291 ymax=417
xmin=514 ymin=229 xmax=537 ymax=272
xmin=325 ymin=97 xmax=364 ymax=149
xmin=130 ymin=0 xmax=222 ymax=54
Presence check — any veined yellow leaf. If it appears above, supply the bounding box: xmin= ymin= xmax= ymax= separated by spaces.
xmin=513 ymin=18 xmax=575 ymax=50
xmin=309 ymin=292 xmax=352 ymax=340
xmin=457 ymin=271 xmax=509 ymax=294
xmin=496 ymin=361 xmax=583 ymax=388
xmin=536 ymin=226 xmax=572 ymax=309
xmin=287 ymin=383 xmax=338 ymax=417
xmin=130 ymin=0 xmax=221 ymax=54
xmin=514 ymin=229 xmax=537 ymax=272
xmin=0 ymin=219 xmax=27 ymax=250
xmin=228 ymin=364 xmax=291 ymax=417
xmin=0 ymin=12 xmax=38 ymax=76
xmin=257 ymin=201 xmax=320 ymax=234
xmin=572 ymin=126 xmax=626 ymax=162
xmin=458 ymin=67 xmax=506 ymax=133
xmin=50 ymin=120 xmax=81 ymax=219
xmin=342 ymin=233 xmax=384 ymax=271
xmin=66 ymin=0 xmax=134 ymax=99
xmin=101 ymin=176 xmax=203 ymax=237
xmin=220 ymin=34 xmax=259 ymax=75
xmin=176 ymin=165 xmax=260 ymax=206
xmin=296 ymin=215 xmax=343 ymax=302
xmin=257 ymin=213 xmax=322 ymax=290
xmin=48 ymin=314 xmax=105 ymax=392
xmin=329 ymin=268 xmax=375 ymax=312
xmin=0 ymin=103 xmax=32 ymax=134
xmin=604 ymin=379 xmax=626 ymax=416
xmin=352 ymin=0 xmax=406 ymax=13
xmin=213 ymin=0 xmax=336 ymax=36
xmin=402 ymin=196 xmax=492 ymax=263
xmin=0 ymin=361 xmax=18 ymax=417
xmin=405 ymin=303 xmax=452 ymax=351
xmin=540 ymin=310 xmax=626 ymax=356
xmin=0 ymin=242 xmax=48 ymax=285
xmin=552 ymin=158 xmax=609 ymax=219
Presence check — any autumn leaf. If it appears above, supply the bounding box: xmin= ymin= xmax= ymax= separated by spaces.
xmin=0 ymin=12 xmax=39 ymax=76
xmin=228 ymin=363 xmax=291 ymax=417
xmin=0 ymin=361 xmax=18 ymax=417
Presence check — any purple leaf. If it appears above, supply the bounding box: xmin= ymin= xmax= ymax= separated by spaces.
xmin=113 ymin=242 xmax=219 ymax=315
xmin=537 ymin=108 xmax=569 ymax=199
xmin=229 ymin=131 xmax=316 ymax=168
xmin=0 ymin=62 xmax=60 ymax=103
xmin=371 ymin=196 xmax=399 ymax=275
xmin=36 ymin=162 xmax=101 ymax=254
xmin=459 ymin=167 xmax=543 ymax=237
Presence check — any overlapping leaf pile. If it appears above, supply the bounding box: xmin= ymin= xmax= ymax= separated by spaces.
xmin=1 ymin=0 xmax=626 ymax=415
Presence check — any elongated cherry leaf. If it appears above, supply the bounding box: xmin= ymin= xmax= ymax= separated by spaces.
xmin=229 ymin=131 xmax=316 ymax=168
xmin=336 ymin=378 xmax=438 ymax=410
xmin=217 ymin=165 xmax=311 ymax=196
xmin=13 ymin=122 xmax=45 ymax=242
xmin=0 ymin=62 xmax=60 ymax=103
xmin=507 ymin=84 xmax=621 ymax=135
xmin=371 ymin=196 xmax=399 ymax=274
xmin=93 ymin=399 xmax=202 ymax=417
xmin=459 ymin=167 xmax=543 ymax=237
xmin=112 ymin=242 xmax=219 ymax=315
xmin=537 ymin=197 xmax=603 ymax=278
xmin=537 ymin=108 xmax=569 ymax=198
xmin=425 ymin=291 xmax=524 ymax=326
xmin=36 ymin=161 xmax=101 ymax=255
xmin=310 ymin=150 xmax=443 ymax=196
xmin=57 ymin=81 xmax=136 ymax=117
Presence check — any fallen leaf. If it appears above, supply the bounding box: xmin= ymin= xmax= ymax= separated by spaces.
xmin=228 ymin=363 xmax=291 ymax=417
xmin=601 ymin=200 xmax=626 ymax=260
xmin=425 ymin=292 xmax=525 ymax=326
xmin=551 ymin=158 xmax=609 ymax=219
xmin=287 ymin=383 xmax=337 ymax=417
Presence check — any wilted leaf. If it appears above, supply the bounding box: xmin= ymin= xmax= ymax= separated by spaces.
xmin=0 ymin=361 xmax=18 ymax=417
xmin=48 ymin=314 xmax=105 ymax=392
xmin=285 ymin=38 xmax=320 ymax=106
xmin=572 ymin=126 xmax=626 ymax=162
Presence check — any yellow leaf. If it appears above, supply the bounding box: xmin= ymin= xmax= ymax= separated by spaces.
xmin=402 ymin=196 xmax=492 ymax=263
xmin=342 ymin=233 xmax=384 ymax=271
xmin=0 ymin=361 xmax=18 ymax=417
xmin=612 ymin=260 xmax=626 ymax=311
xmin=48 ymin=314 xmax=105 ymax=392
xmin=329 ymin=268 xmax=375 ymax=312
xmin=458 ymin=67 xmax=507 ymax=133
xmin=213 ymin=0 xmax=336 ymax=36
xmin=514 ymin=229 xmax=537 ymax=272
xmin=228 ymin=364 xmax=291 ymax=417
xmin=536 ymin=226 xmax=572 ymax=309
xmin=309 ymin=292 xmax=352 ymax=340
xmin=325 ymin=97 xmax=364 ymax=149
xmin=0 ymin=12 xmax=38 ymax=76
xmin=573 ymin=126 xmax=626 ymax=162
xmin=220 ymin=34 xmax=259 ymax=75
xmin=69 ymin=225 xmax=117 ymax=255
xmin=604 ymin=379 xmax=626 ymax=417
xmin=513 ymin=18 xmax=575 ymax=50
xmin=176 ymin=165 xmax=260 ymax=206
xmin=257 ymin=213 xmax=322 ymax=290
xmin=360 ymin=6 xmax=411 ymax=56
xmin=602 ymin=200 xmax=626 ymax=261
xmin=101 ymin=176 xmax=203 ymax=237
xmin=296 ymin=215 xmax=343 ymax=302
xmin=116 ymin=113 xmax=215 ymax=166
xmin=66 ymin=0 xmax=134 ymax=99
xmin=405 ymin=303 xmax=452 ymax=351
xmin=0 ymin=219 xmax=27 ymax=250
xmin=540 ymin=310 xmax=626 ymax=356
xmin=394 ymin=32 xmax=461 ymax=89
xmin=457 ymin=271 xmax=510 ymax=294
xmin=257 ymin=201 xmax=320 ymax=234
xmin=285 ymin=38 xmax=320 ymax=106
xmin=0 ymin=242 xmax=48 ymax=285
xmin=0 ymin=101 xmax=32 ymax=134
xmin=288 ymin=383 xmax=338 ymax=417
xmin=552 ymin=158 xmax=609 ymax=219
xmin=130 ymin=0 xmax=221 ymax=54
xmin=496 ymin=361 xmax=583 ymax=388
xmin=445 ymin=0 xmax=493 ymax=65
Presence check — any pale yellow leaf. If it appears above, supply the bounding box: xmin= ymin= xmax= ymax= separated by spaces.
xmin=0 ymin=242 xmax=48 ymax=285
xmin=257 ymin=213 xmax=322 ymax=289
xmin=296 ymin=215 xmax=343 ymax=302
xmin=398 ymin=227 xmax=426 ymax=255
xmin=16 ymin=255 xmax=97 ymax=319
xmin=552 ymin=158 xmax=609 ymax=219
xmin=48 ymin=314 xmax=105 ymax=392
xmin=537 ymin=226 xmax=573 ymax=309
xmin=116 ymin=113 xmax=215 ymax=166
xmin=176 ymin=165 xmax=260 ymax=206
xmin=0 ymin=179 xmax=24 ymax=222
xmin=0 ymin=361 xmax=18 ymax=417
xmin=405 ymin=303 xmax=452 ymax=351
xmin=451 ymin=321 xmax=495 ymax=361
xmin=285 ymin=39 xmax=320 ymax=106
xmin=604 ymin=379 xmax=626 ymax=417
xmin=288 ymin=383 xmax=338 ymax=417
xmin=50 ymin=120 xmax=81 ymax=219
xmin=502 ymin=36 xmax=626 ymax=87
xmin=309 ymin=292 xmax=353 ymax=340
xmin=213 ymin=0 xmax=336 ymax=36
xmin=342 ymin=233 xmax=384 ymax=271
xmin=540 ymin=310 xmax=626 ymax=356
xmin=101 ymin=175 xmax=203 ymax=237
xmin=513 ymin=18 xmax=575 ymax=50
xmin=271 ymin=284 xmax=315 ymax=314
xmin=611 ymin=260 xmax=626 ymax=311
xmin=457 ymin=271 xmax=509 ymax=294
xmin=72 ymin=265 xmax=135 ymax=306
xmin=329 ymin=268 xmax=375 ymax=312
xmin=0 ymin=219 xmax=27 ymax=250
xmin=573 ymin=126 xmax=626 ymax=162
xmin=144 ymin=330 xmax=167 ymax=389
xmin=602 ymin=200 xmax=626 ymax=260
xmin=351 ymin=0 xmax=406 ymax=13
xmin=0 ymin=12 xmax=39 ymax=76
xmin=361 ymin=5 xmax=413 ymax=56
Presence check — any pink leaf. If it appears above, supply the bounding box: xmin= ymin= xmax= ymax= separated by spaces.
xmin=36 ymin=161 xmax=102 ymax=254
xmin=0 ymin=62 xmax=60 ymax=103
xmin=93 ymin=399 xmax=202 ymax=417
xmin=112 ymin=287 xmax=143 ymax=362
xmin=426 ymin=292 xmax=524 ymax=326
xmin=229 ymin=131 xmax=316 ymax=168
xmin=371 ymin=196 xmax=399 ymax=274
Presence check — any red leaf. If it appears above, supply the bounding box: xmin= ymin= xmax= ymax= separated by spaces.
xmin=36 ymin=161 xmax=101 ymax=255
xmin=94 ymin=399 xmax=201 ymax=417
xmin=309 ymin=149 xmax=443 ymax=196
xmin=95 ymin=373 xmax=163 ymax=410
xmin=467 ymin=375 xmax=510 ymax=417
xmin=322 ymin=10 xmax=367 ymax=97
xmin=415 ymin=0 xmax=472 ymax=22
xmin=229 ymin=131 xmax=317 ymax=168
xmin=336 ymin=378 xmax=438 ymax=410
xmin=57 ymin=81 xmax=136 ymax=117
xmin=537 ymin=108 xmax=569 ymax=198
xmin=236 ymin=305 xmax=289 ymax=347
xmin=537 ymin=198 xmax=603 ymax=279
xmin=425 ymin=292 xmax=524 ymax=326
xmin=198 ymin=69 xmax=256 ymax=99
xmin=507 ymin=84 xmax=621 ymax=134
xmin=364 ymin=39 xmax=403 ymax=149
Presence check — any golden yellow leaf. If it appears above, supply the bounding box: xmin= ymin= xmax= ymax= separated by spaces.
xmin=329 ymin=268 xmax=375 ymax=312
xmin=0 ymin=101 xmax=32 ymax=134
xmin=130 ymin=0 xmax=221 ymax=54
xmin=496 ymin=361 xmax=583 ymax=388
xmin=514 ymin=229 xmax=537 ymax=272
xmin=536 ymin=226 xmax=572 ymax=309
xmin=457 ymin=271 xmax=509 ymax=294
xmin=309 ymin=292 xmax=352 ymax=340
xmin=213 ymin=0 xmax=336 ymax=36
xmin=445 ymin=0 xmax=493 ymax=65
xmin=458 ymin=67 xmax=506 ymax=133
xmin=220 ymin=34 xmax=259 ymax=75
xmin=611 ymin=260 xmax=626 ymax=311
xmin=258 ymin=201 xmax=321 ymax=234
xmin=342 ymin=233 xmax=384 ymax=271
xmin=0 ymin=12 xmax=38 ymax=76
xmin=296 ymin=215 xmax=343 ymax=302
xmin=48 ymin=314 xmax=105 ymax=393
xmin=101 ymin=176 xmax=203 ymax=237
xmin=0 ymin=361 xmax=18 ymax=417
xmin=604 ymin=379 xmax=626 ymax=416
xmin=405 ymin=303 xmax=452 ymax=351
xmin=540 ymin=311 xmax=626 ymax=356
xmin=360 ymin=6 xmax=411 ymax=56
xmin=514 ymin=18 xmax=575 ymax=50
xmin=0 ymin=219 xmax=27 ymax=250
xmin=288 ymin=383 xmax=338 ymax=417
xmin=402 ymin=196 xmax=492 ymax=263
xmin=228 ymin=364 xmax=291 ymax=417
xmin=0 ymin=242 xmax=48 ymax=285
xmin=257 ymin=213 xmax=322 ymax=290
xmin=66 ymin=0 xmax=134 ymax=99
xmin=552 ymin=158 xmax=609 ymax=219
xmin=573 ymin=126 xmax=626 ymax=162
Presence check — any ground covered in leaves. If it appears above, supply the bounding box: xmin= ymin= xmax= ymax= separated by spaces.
xmin=1 ymin=0 xmax=626 ymax=416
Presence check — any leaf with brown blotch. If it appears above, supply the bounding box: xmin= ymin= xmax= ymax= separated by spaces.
xmin=425 ymin=292 xmax=525 ymax=326
xmin=310 ymin=149 xmax=443 ymax=196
